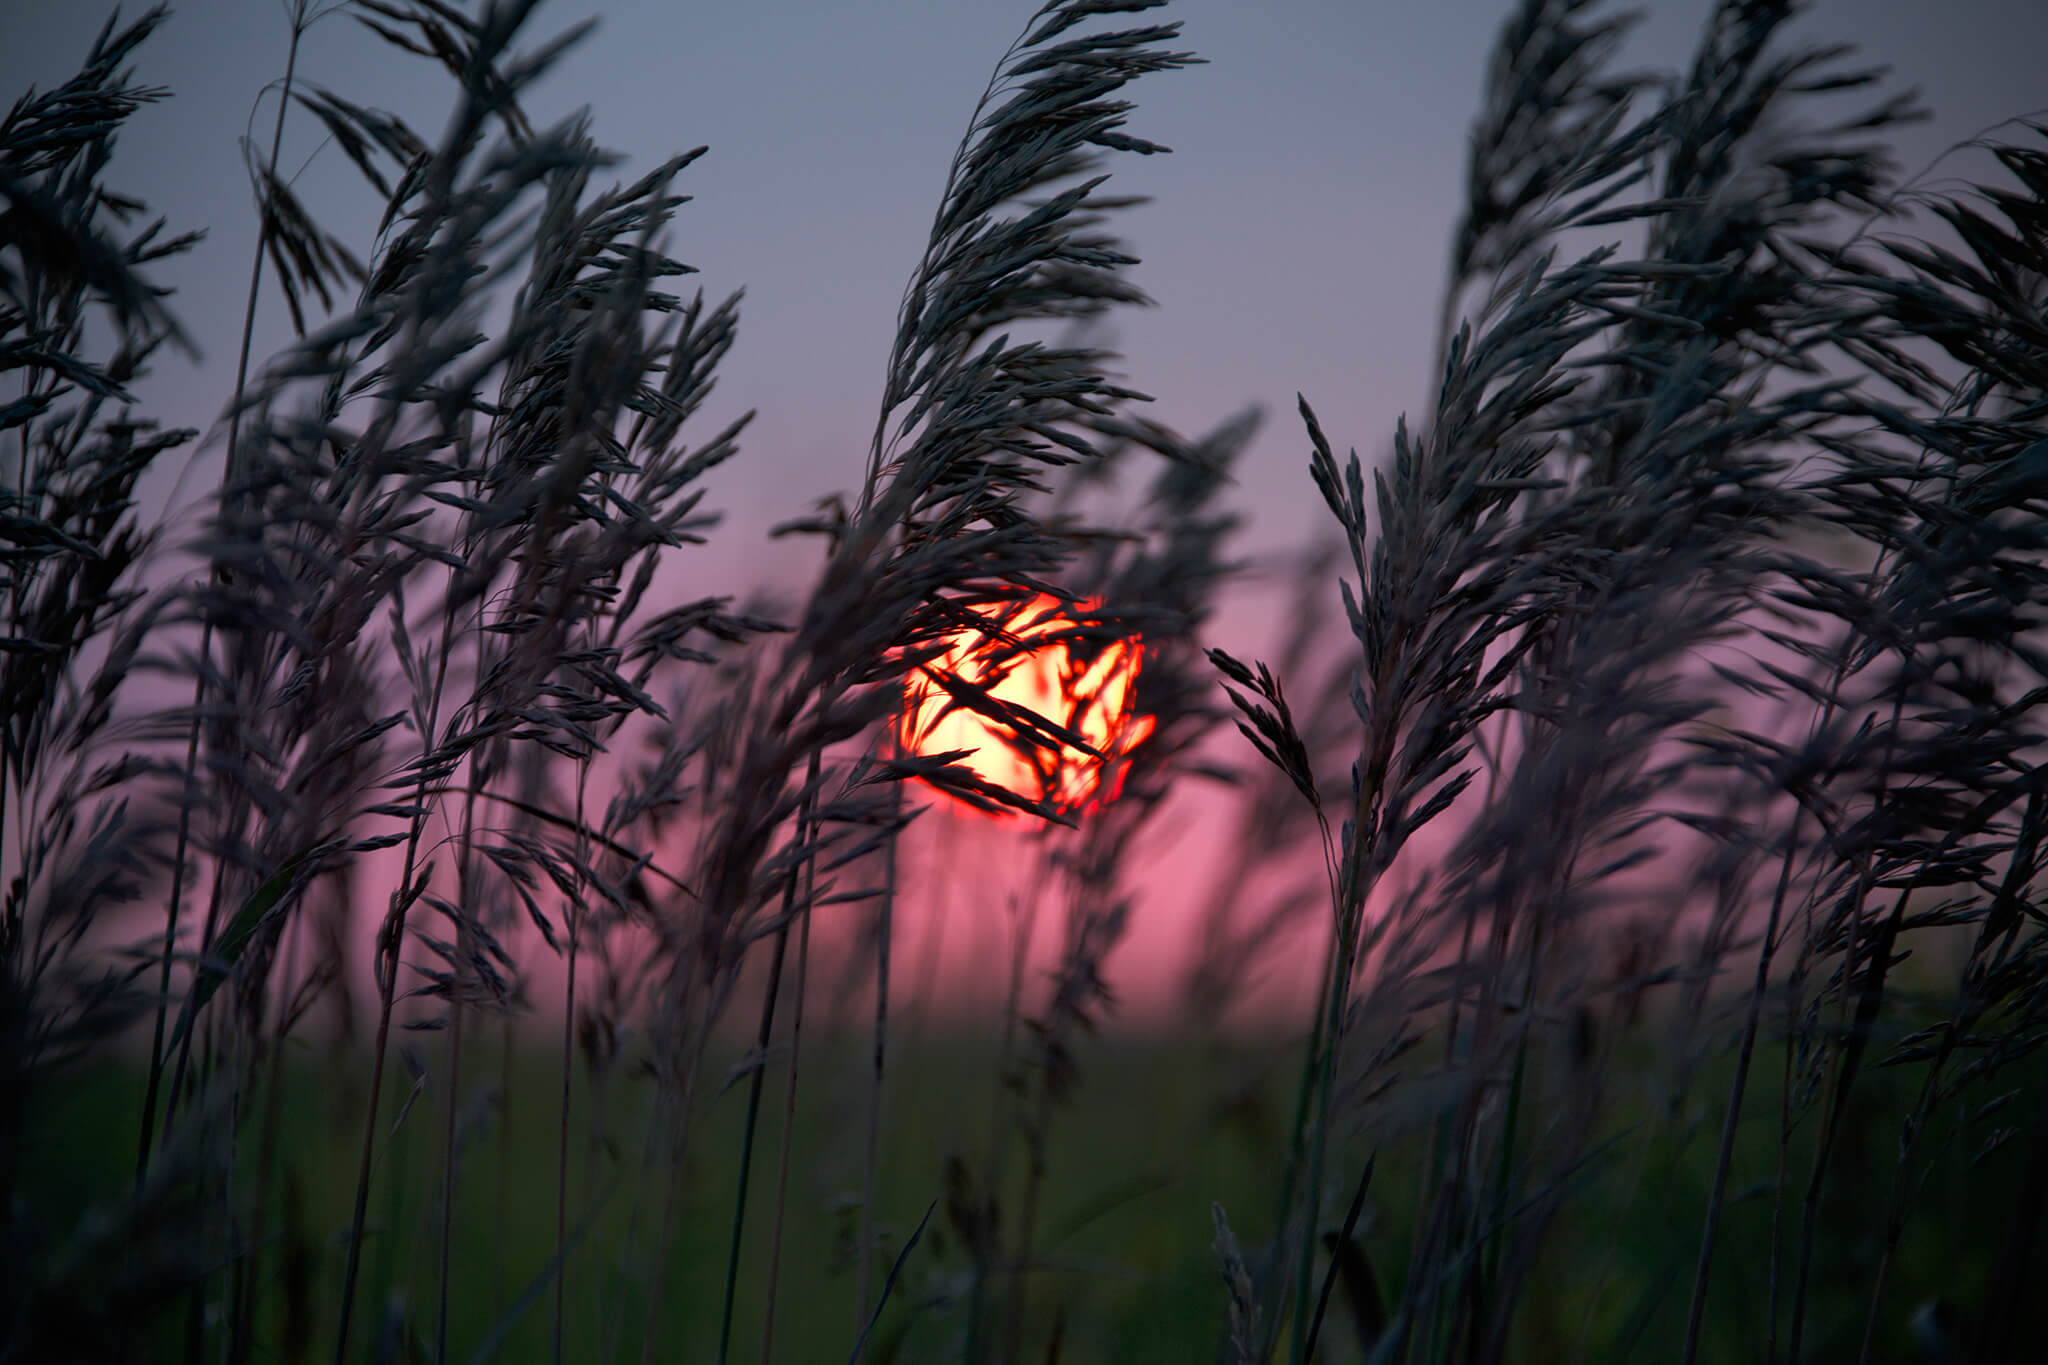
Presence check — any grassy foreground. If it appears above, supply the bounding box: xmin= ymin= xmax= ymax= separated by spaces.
xmin=21 ymin=1020 xmax=2048 ymax=1362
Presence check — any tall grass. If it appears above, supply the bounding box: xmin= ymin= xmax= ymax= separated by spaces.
xmin=1212 ymin=2 xmax=2048 ymax=1361
xmin=4 ymin=0 xmax=2047 ymax=1362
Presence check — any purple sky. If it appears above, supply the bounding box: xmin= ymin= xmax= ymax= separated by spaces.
xmin=9 ymin=0 xmax=2045 ymax=634
xmin=7 ymin=1 xmax=2047 ymax=1017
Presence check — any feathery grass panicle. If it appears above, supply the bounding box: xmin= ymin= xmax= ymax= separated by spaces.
xmin=1 ymin=7 xmax=201 ymax=1339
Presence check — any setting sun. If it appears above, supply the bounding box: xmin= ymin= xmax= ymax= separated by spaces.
xmin=898 ymin=593 xmax=1154 ymax=814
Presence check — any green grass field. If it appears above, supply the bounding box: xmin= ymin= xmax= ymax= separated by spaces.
xmin=23 ymin=1012 xmax=2046 ymax=1363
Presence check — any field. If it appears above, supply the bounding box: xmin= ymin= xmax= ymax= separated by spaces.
xmin=6 ymin=0 xmax=2048 ymax=1362
xmin=25 ymin=1029 xmax=2048 ymax=1363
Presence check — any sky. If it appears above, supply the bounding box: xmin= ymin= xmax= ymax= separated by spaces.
xmin=7 ymin=0 xmax=2048 ymax=1019
xmin=9 ymin=0 xmax=2045 ymax=617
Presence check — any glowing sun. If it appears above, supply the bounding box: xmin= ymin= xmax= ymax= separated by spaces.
xmin=898 ymin=593 xmax=1154 ymax=815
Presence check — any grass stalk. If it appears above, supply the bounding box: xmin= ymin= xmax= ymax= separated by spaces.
xmin=1684 ymin=814 xmax=1805 ymax=1365
xmin=137 ymin=1 xmax=307 ymax=1186
xmin=334 ymin=595 xmax=462 ymax=1364
xmin=715 ymin=808 xmax=804 ymax=1363
xmin=435 ymin=988 xmax=465 ymax=1363
xmin=553 ymin=768 xmax=591 ymax=1365
xmin=759 ymin=758 xmax=820 ymax=1364
xmin=227 ymin=907 xmax=308 ymax=1365
xmin=853 ymin=776 xmax=902 ymax=1351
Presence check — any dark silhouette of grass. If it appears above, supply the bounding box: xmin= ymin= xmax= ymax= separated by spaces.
xmin=5 ymin=1 xmax=2047 ymax=1362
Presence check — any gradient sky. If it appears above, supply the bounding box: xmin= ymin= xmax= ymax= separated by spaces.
xmin=7 ymin=1 xmax=2047 ymax=1016
xmin=8 ymin=0 xmax=2046 ymax=626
